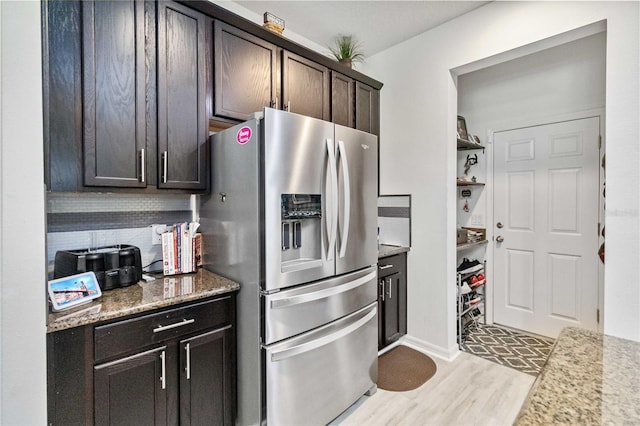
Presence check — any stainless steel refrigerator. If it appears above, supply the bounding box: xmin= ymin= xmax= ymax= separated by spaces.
xmin=200 ymin=108 xmax=378 ymax=425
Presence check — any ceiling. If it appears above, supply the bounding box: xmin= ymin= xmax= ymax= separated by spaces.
xmin=235 ymin=1 xmax=490 ymax=58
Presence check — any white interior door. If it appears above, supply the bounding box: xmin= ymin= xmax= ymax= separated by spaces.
xmin=493 ymin=117 xmax=600 ymax=338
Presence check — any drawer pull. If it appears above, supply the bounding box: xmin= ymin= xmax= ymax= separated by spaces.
xmin=153 ymin=318 xmax=195 ymax=333
xmin=378 ymin=264 xmax=393 ymax=270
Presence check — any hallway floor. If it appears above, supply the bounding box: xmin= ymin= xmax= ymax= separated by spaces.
xmin=333 ymin=349 xmax=535 ymax=425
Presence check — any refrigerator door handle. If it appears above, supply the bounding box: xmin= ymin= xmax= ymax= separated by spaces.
xmin=270 ymin=270 xmax=377 ymax=309
xmin=269 ymin=306 xmax=376 ymax=362
xmin=337 ymin=140 xmax=351 ymax=258
xmin=326 ymin=138 xmax=338 ymax=261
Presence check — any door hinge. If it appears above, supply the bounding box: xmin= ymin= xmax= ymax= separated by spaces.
xmin=598 ymin=135 xmax=602 ymax=149
xmin=597 ymin=222 xmax=601 ymax=237
xmin=597 ymin=308 xmax=600 ymax=324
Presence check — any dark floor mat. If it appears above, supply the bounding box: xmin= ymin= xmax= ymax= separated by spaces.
xmin=378 ymin=345 xmax=437 ymax=391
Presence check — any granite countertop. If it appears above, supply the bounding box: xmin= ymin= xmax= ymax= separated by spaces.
xmin=516 ymin=327 xmax=640 ymax=425
xmin=378 ymin=244 xmax=410 ymax=258
xmin=47 ymin=268 xmax=239 ymax=333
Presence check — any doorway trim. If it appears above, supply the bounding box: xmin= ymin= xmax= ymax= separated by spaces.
xmin=484 ymin=108 xmax=605 ymax=333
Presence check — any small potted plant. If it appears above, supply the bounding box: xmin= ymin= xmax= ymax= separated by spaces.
xmin=329 ymin=35 xmax=364 ymax=68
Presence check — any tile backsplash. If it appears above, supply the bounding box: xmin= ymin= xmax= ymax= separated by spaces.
xmin=46 ymin=192 xmax=196 ymax=273
xmin=378 ymin=194 xmax=411 ymax=247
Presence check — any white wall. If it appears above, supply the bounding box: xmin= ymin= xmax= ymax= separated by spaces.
xmin=0 ymin=0 xmax=48 ymax=423
xmin=459 ymin=32 xmax=606 ymax=133
xmin=362 ymin=1 xmax=639 ymax=354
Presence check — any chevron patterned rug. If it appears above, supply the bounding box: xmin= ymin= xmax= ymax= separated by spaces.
xmin=461 ymin=324 xmax=554 ymax=376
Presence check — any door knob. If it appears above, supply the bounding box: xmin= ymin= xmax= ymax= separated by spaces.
xmin=496 ymin=222 xmax=503 ymax=229
xmin=496 ymin=236 xmax=504 ymax=243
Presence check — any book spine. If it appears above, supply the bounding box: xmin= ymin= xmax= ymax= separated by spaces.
xmin=162 ymin=232 xmax=175 ymax=275
xmin=173 ymin=224 xmax=179 ymax=273
xmin=194 ymin=233 xmax=202 ymax=267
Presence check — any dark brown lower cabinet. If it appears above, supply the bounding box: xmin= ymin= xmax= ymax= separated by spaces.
xmin=179 ymin=327 xmax=234 ymax=426
xmin=48 ymin=294 xmax=236 ymax=425
xmin=94 ymin=346 xmax=169 ymax=426
xmin=378 ymin=253 xmax=407 ymax=349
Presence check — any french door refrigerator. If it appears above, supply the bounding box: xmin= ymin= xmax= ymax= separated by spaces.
xmin=200 ymin=108 xmax=378 ymax=425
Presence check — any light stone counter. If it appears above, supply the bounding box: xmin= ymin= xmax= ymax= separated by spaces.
xmin=516 ymin=327 xmax=640 ymax=425
xmin=47 ymin=268 xmax=239 ymax=333
xmin=378 ymin=244 xmax=410 ymax=258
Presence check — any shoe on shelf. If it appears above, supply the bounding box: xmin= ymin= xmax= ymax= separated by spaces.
xmin=470 ymin=274 xmax=486 ymax=288
xmin=457 ymin=258 xmax=483 ymax=274
xmin=465 ymin=296 xmax=481 ymax=307
xmin=459 ymin=282 xmax=472 ymax=295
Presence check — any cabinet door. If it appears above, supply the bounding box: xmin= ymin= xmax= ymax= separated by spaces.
xmin=383 ymin=273 xmax=402 ymax=345
xmin=331 ymin=71 xmax=354 ymax=127
xmin=355 ymin=81 xmax=380 ymax=136
xmin=82 ymin=0 xmax=146 ymax=187
xmin=157 ymin=1 xmax=209 ymax=190
xmin=180 ymin=326 xmax=235 ymax=426
xmin=214 ymin=21 xmax=279 ymax=121
xmin=282 ymin=51 xmax=330 ymax=120
xmin=94 ymin=346 xmax=169 ymax=426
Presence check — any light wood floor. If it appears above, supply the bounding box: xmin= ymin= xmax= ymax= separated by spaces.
xmin=332 ymin=350 xmax=536 ymax=426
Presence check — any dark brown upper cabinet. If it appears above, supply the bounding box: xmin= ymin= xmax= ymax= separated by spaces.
xmin=281 ymin=51 xmax=330 ymax=121
xmin=82 ymin=0 xmax=146 ymax=188
xmin=331 ymin=71 xmax=354 ymax=128
xmin=213 ymin=20 xmax=279 ymax=121
xmin=355 ymin=81 xmax=380 ymax=136
xmin=157 ymin=1 xmax=211 ymax=190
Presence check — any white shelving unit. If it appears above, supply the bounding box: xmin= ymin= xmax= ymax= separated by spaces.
xmin=456 ymin=128 xmax=488 ymax=348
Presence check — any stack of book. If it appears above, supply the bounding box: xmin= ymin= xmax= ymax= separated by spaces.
xmin=162 ymin=222 xmax=202 ymax=275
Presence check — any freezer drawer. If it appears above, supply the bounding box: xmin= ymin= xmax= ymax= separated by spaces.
xmin=264 ymin=302 xmax=378 ymax=426
xmin=263 ymin=266 xmax=377 ymax=345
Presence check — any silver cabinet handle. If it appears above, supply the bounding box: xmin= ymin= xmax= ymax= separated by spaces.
xmin=160 ymin=350 xmax=166 ymax=390
xmin=325 ymin=138 xmax=338 ymax=261
xmin=274 ymin=97 xmax=279 ymax=109
xmin=337 ymin=140 xmax=351 ymax=258
xmin=387 ymin=277 xmax=392 ymax=299
xmin=162 ymin=151 xmax=168 ymax=184
xmin=153 ymin=318 xmax=195 ymax=333
xmin=139 ymin=148 xmax=145 ymax=183
xmin=379 ymin=279 xmax=385 ymax=302
xmin=185 ymin=343 xmax=191 ymax=380
xmin=378 ymin=264 xmax=393 ymax=270
xmin=286 ymin=100 xmax=291 ymax=111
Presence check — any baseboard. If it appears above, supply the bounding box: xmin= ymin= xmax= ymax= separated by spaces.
xmin=400 ymin=334 xmax=460 ymax=362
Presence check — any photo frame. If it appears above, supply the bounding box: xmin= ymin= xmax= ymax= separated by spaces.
xmin=457 ymin=116 xmax=469 ymax=141
xmin=48 ymin=271 xmax=102 ymax=312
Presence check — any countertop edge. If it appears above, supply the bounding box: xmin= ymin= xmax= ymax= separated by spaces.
xmin=47 ymin=269 xmax=239 ymax=333
xmin=378 ymin=244 xmax=410 ymax=258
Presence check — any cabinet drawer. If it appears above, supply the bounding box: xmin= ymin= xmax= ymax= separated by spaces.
xmin=378 ymin=254 xmax=403 ymax=277
xmin=94 ymin=296 xmax=233 ymax=363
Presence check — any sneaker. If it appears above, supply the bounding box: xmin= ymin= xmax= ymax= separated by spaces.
xmin=465 ymin=295 xmax=482 ymax=307
xmin=470 ymin=274 xmax=486 ymax=288
xmin=459 ymin=282 xmax=472 ymax=295
xmin=458 ymin=258 xmax=482 ymax=274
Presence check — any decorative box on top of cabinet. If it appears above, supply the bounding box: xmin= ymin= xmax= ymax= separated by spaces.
xmin=47 ymin=294 xmax=236 ymax=425
xmin=377 ymin=252 xmax=407 ymax=349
